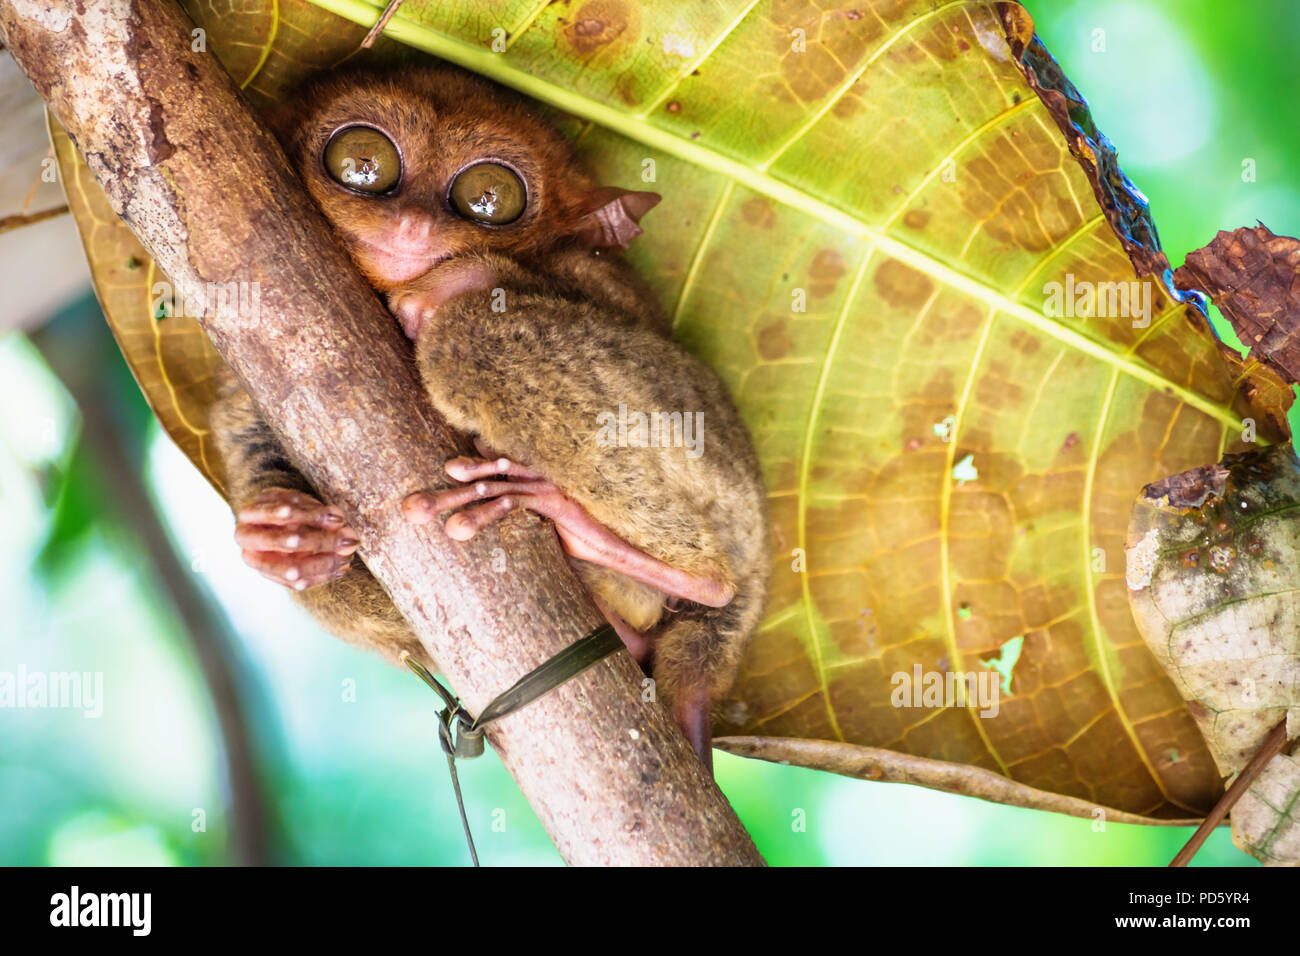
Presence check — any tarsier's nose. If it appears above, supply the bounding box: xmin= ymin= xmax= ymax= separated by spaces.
xmin=361 ymin=209 xmax=453 ymax=287
xmin=383 ymin=210 xmax=451 ymax=265
xmin=393 ymin=210 xmax=434 ymax=245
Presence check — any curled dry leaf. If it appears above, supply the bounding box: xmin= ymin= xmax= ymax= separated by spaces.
xmin=54 ymin=0 xmax=1295 ymax=821
xmin=1174 ymin=224 xmax=1300 ymax=385
xmin=715 ymin=735 xmax=1197 ymax=825
xmin=1126 ymin=443 xmax=1300 ymax=863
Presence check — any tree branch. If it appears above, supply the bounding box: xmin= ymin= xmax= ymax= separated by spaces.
xmin=0 ymin=204 xmax=69 ymax=234
xmin=1 ymin=0 xmax=762 ymax=865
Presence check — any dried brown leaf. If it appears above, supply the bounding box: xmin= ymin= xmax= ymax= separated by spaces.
xmin=1126 ymin=443 xmax=1300 ymax=862
xmin=1174 ymin=224 xmax=1300 ymax=384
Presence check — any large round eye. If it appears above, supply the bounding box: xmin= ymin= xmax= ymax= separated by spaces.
xmin=323 ymin=127 xmax=401 ymax=194
xmin=449 ymin=162 xmax=527 ymax=224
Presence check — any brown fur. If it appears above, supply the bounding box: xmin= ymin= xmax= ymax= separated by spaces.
xmin=411 ymin=250 xmax=769 ymax=703
xmin=214 ymin=63 xmax=769 ymax=719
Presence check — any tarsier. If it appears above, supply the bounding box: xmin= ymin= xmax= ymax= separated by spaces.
xmin=212 ymin=65 xmax=770 ymax=768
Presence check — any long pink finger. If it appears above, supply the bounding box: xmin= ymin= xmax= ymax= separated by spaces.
xmin=235 ymin=524 xmax=358 ymax=555
xmin=404 ymin=480 xmax=559 ymax=521
xmin=444 ymin=456 xmax=545 ymax=482
xmin=443 ymin=495 xmax=522 ymax=541
xmin=239 ymin=491 xmax=346 ymax=529
xmin=241 ymin=548 xmax=352 ymax=590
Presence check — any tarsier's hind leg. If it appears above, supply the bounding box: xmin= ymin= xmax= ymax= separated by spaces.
xmin=404 ymin=456 xmax=737 ymax=608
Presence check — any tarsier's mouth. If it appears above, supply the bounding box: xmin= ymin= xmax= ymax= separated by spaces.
xmin=352 ymin=235 xmax=451 ymax=285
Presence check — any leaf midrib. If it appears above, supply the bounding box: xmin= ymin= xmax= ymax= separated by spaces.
xmin=311 ymin=0 xmax=1241 ymax=433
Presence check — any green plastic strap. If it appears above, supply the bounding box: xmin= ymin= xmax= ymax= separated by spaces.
xmin=470 ymin=622 xmax=623 ymax=729
xmin=405 ymin=622 xmax=623 ymax=865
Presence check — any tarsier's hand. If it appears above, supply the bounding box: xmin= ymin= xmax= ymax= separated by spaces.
xmin=235 ymin=487 xmax=359 ymax=590
xmin=387 ymin=260 xmax=499 ymax=340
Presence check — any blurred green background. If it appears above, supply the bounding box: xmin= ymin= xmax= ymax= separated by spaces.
xmin=2 ymin=0 xmax=1296 ymax=866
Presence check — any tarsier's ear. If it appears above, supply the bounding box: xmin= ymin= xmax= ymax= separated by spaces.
xmin=569 ymin=187 xmax=662 ymax=252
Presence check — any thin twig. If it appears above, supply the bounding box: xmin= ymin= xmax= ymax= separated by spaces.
xmin=32 ymin=312 xmax=276 ymax=866
xmin=0 ymin=203 xmax=68 ymax=234
xmin=1170 ymin=718 xmax=1290 ymax=867
xmin=359 ymin=0 xmax=404 ymax=49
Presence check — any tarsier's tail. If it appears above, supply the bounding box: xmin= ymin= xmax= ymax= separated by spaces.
xmin=651 ymin=590 xmax=761 ymax=771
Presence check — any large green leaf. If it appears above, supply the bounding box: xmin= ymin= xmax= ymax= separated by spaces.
xmin=55 ymin=0 xmax=1294 ymax=821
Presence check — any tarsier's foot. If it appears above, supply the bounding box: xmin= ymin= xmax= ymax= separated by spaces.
xmin=405 ymin=457 xmax=723 ymax=770
xmin=673 ymin=686 xmax=715 ymax=772
xmin=590 ymin=594 xmax=653 ymax=668
xmin=235 ymin=488 xmax=359 ymax=590
xmin=402 ymin=456 xmax=736 ymax=608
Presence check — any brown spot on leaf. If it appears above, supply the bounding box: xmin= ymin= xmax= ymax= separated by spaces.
xmin=902 ymin=208 xmax=930 ymax=231
xmin=566 ymin=0 xmax=635 ymax=54
xmin=808 ymin=249 xmax=845 ymax=299
xmin=612 ymin=73 xmax=640 ymax=105
xmin=960 ymin=129 xmax=1086 ymax=253
xmin=917 ymin=17 xmax=971 ymax=61
xmin=831 ymin=90 xmax=863 ymax=119
xmin=897 ymin=368 xmax=957 ymax=448
xmin=758 ymin=320 xmax=795 ymax=360
xmin=1008 ymin=329 xmax=1041 ymax=355
xmin=771 ymin=0 xmax=884 ymax=102
xmin=920 ymin=303 xmax=983 ymax=347
xmin=874 ymin=259 xmax=934 ymax=312
xmin=978 ymin=361 xmax=1024 ymax=406
xmin=665 ymin=100 xmax=681 ymax=114
xmin=1208 ymin=545 xmax=1235 ymax=573
xmin=741 ymin=197 xmax=776 ymax=229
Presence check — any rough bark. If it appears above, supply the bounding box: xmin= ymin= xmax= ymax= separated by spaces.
xmin=0 ymin=0 xmax=762 ymax=866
